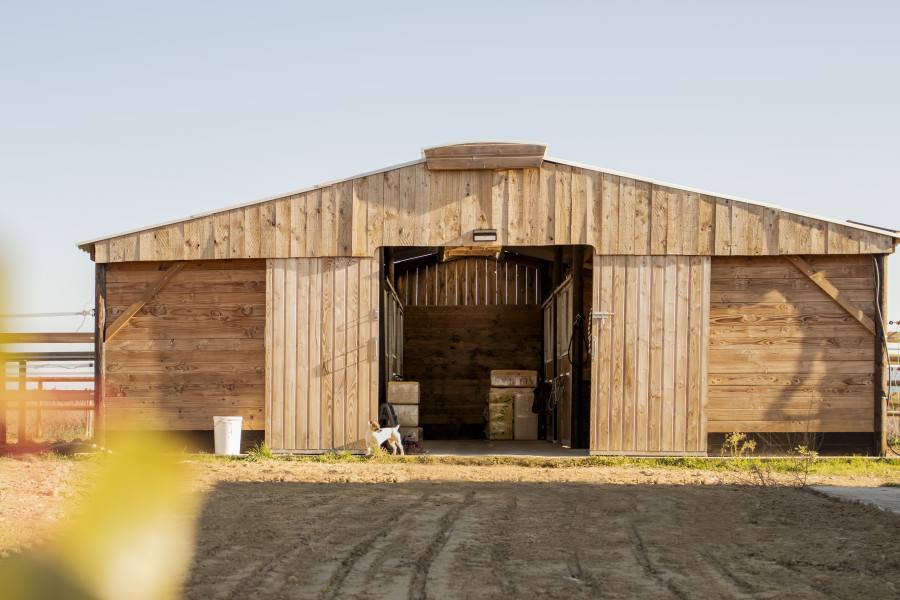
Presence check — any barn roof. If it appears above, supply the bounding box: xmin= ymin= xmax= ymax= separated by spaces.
xmin=77 ymin=141 xmax=899 ymax=262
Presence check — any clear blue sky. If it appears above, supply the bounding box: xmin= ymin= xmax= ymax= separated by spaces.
xmin=2 ymin=1 xmax=899 ymax=337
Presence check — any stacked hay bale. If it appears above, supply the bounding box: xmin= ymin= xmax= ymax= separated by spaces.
xmin=487 ymin=370 xmax=538 ymax=441
xmin=387 ymin=382 xmax=422 ymax=443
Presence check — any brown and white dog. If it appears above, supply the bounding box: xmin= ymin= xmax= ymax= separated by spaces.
xmin=365 ymin=420 xmax=405 ymax=455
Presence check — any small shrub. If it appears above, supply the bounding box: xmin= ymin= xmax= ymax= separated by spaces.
xmin=245 ymin=442 xmax=274 ymax=462
xmin=789 ymin=445 xmax=819 ymax=487
xmin=724 ymin=431 xmax=756 ymax=459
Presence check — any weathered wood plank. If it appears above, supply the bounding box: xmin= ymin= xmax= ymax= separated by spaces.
xmin=275 ymin=198 xmax=292 ymax=258
xmin=666 ymin=188 xmax=684 ymax=255
xmin=681 ymin=191 xmax=700 ymax=256
xmin=319 ymin=186 xmax=337 ymax=256
xmin=635 ymin=256 xmax=651 ymax=451
xmin=291 ymin=193 xmax=308 ymax=258
xmin=283 ymin=259 xmax=297 ymax=447
xmin=714 ymin=197 xmax=732 ymax=255
xmin=351 ymin=179 xmax=368 ymax=256
xmin=673 ymin=258 xmax=690 ymax=452
xmin=244 ymin=204 xmax=261 ymax=259
xmin=650 ymin=185 xmax=668 ymax=255
xmin=539 ymin=163 xmax=555 ymax=244
xmin=492 ymin=170 xmax=509 ymax=246
xmin=296 ymin=259 xmax=310 ymax=449
xmin=332 ymin=259 xmax=346 ymax=448
xmin=554 ymin=164 xmax=572 ymax=246
xmin=570 ymin=167 xmax=588 ymax=245
xmin=337 ymin=180 xmax=354 ymax=256
xmin=507 ymin=169 xmax=524 ymax=245
xmin=617 ymin=178 xmax=635 ymax=255
xmin=346 ymin=258 xmax=360 ymax=447
xmin=633 ymin=180 xmax=651 ymax=255
xmin=365 ymin=174 xmax=383 ymax=256
xmin=320 ymin=259 xmax=334 ymax=448
xmin=383 ymin=169 xmax=401 ymax=247
xmin=610 ymin=256 xmax=626 ymax=450
xmin=265 ymin=260 xmax=276 ymax=445
xmin=600 ymin=174 xmax=619 ymax=254
xmin=260 ymin=202 xmax=277 ymax=258
xmin=661 ymin=256 xmax=677 ymax=451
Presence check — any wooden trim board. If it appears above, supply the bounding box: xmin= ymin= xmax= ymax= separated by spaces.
xmin=783 ymin=255 xmax=877 ymax=335
xmin=104 ymin=262 xmax=185 ymax=341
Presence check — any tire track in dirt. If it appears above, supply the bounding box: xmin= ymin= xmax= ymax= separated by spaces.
xmin=320 ymin=494 xmax=429 ymax=599
xmin=194 ymin=491 xmax=336 ymax=569
xmin=489 ymin=495 xmax=519 ymax=598
xmin=409 ymin=490 xmax=475 ymax=600
xmin=698 ymin=551 xmax=759 ymax=597
xmin=629 ymin=526 xmax=688 ymax=600
xmin=210 ymin=491 xmax=384 ymax=600
xmin=560 ymin=500 xmax=605 ymax=598
xmin=565 ymin=554 xmax=604 ymax=598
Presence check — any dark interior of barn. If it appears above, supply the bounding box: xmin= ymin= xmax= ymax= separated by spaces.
xmin=382 ymin=245 xmax=594 ymax=448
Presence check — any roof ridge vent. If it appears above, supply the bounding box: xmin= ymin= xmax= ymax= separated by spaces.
xmin=423 ymin=141 xmax=547 ymax=170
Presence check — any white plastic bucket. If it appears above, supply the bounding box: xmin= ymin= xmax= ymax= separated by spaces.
xmin=213 ymin=416 xmax=243 ymax=455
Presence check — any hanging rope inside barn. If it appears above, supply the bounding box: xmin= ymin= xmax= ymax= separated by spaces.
xmin=567 ymin=313 xmax=590 ymax=368
xmin=546 ymin=373 xmax=569 ymax=412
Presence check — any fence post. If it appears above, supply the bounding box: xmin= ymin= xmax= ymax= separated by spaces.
xmin=36 ymin=379 xmax=43 ymax=439
xmin=18 ymin=360 xmax=26 ymax=444
xmin=94 ymin=263 xmax=106 ymax=444
xmin=0 ymin=360 xmax=6 ymax=444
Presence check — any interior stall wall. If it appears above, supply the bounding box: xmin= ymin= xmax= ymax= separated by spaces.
xmin=104 ymin=260 xmax=266 ymax=430
xmin=399 ymin=256 xmax=542 ymax=437
xmin=592 ymin=256 xmax=710 ymax=454
xmin=266 ymin=257 xmax=380 ymax=451
xmin=543 ymin=271 xmax=595 ymax=445
xmin=707 ymin=255 xmax=875 ymax=433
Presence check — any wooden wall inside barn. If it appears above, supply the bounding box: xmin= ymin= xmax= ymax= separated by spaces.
xmin=92 ymin=162 xmax=895 ymax=264
xmin=398 ymin=257 xmax=542 ymax=437
xmin=707 ymin=255 xmax=876 ymax=433
xmin=104 ymin=260 xmax=266 ymax=430
xmin=592 ymin=256 xmax=710 ymax=454
xmin=266 ymin=257 xmax=379 ymax=451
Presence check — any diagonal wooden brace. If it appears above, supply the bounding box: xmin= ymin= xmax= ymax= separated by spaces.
xmin=783 ymin=255 xmax=877 ymax=335
xmin=104 ymin=262 xmax=185 ymax=341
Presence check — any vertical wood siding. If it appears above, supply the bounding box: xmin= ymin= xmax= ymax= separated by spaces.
xmin=592 ymin=256 xmax=710 ymax=454
xmin=707 ymin=256 xmax=875 ymax=432
xmin=267 ymin=257 xmax=380 ymax=451
xmin=91 ymin=162 xmax=895 ymax=263
xmin=104 ymin=260 xmax=266 ymax=430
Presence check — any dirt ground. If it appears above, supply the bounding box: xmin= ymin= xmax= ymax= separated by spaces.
xmin=2 ymin=458 xmax=900 ymax=599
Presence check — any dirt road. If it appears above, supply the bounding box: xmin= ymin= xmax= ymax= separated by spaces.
xmin=3 ymin=459 xmax=900 ymax=599
xmin=184 ymin=462 xmax=900 ymax=599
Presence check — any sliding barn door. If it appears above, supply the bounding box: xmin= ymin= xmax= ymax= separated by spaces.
xmin=592 ymin=256 xmax=710 ymax=455
xmin=266 ymin=257 xmax=380 ymax=451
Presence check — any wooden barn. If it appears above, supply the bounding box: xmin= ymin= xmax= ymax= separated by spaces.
xmin=78 ymin=142 xmax=899 ymax=455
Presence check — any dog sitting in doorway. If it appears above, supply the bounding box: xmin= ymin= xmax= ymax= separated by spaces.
xmin=365 ymin=420 xmax=405 ymax=455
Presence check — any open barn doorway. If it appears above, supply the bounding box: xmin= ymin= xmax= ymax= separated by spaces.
xmin=380 ymin=245 xmax=593 ymax=449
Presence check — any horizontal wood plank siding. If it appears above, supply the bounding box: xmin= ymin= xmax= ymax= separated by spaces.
xmin=104 ymin=260 xmax=266 ymax=430
xmin=267 ymin=257 xmax=379 ymax=451
xmin=707 ymin=255 xmax=876 ymax=433
xmin=592 ymin=255 xmax=709 ymax=454
xmin=403 ymin=305 xmax=542 ymax=434
xmin=90 ymin=162 xmax=896 ymax=262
